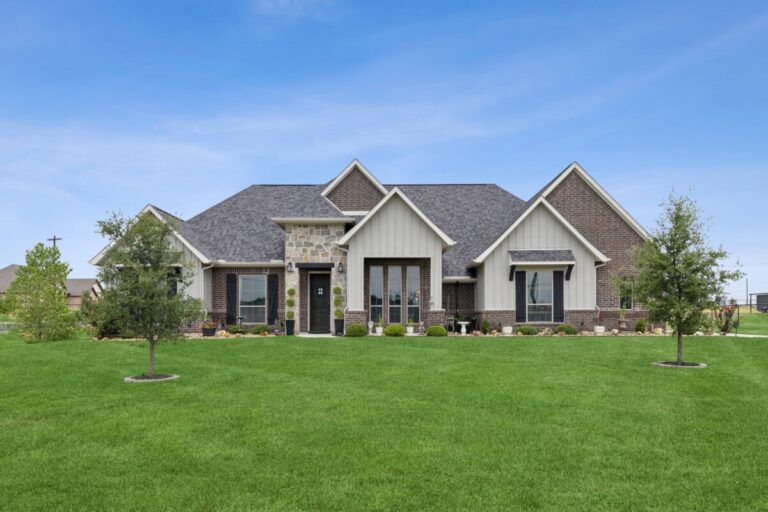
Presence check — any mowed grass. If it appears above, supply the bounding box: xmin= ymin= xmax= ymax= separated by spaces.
xmin=737 ymin=312 xmax=768 ymax=335
xmin=1 ymin=334 xmax=767 ymax=511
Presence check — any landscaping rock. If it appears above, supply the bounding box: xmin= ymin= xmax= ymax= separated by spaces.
xmin=611 ymin=329 xmax=619 ymax=336
xmin=694 ymin=331 xmax=704 ymax=336
xmin=653 ymin=327 xmax=664 ymax=335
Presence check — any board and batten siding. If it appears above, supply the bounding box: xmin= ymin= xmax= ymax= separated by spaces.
xmin=346 ymin=195 xmax=444 ymax=310
xmin=481 ymin=203 xmax=597 ymax=311
xmin=169 ymin=236 xmax=211 ymax=309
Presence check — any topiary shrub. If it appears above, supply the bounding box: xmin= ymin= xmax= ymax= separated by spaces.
xmin=346 ymin=323 xmax=368 ymax=337
xmin=634 ymin=319 xmax=648 ymax=333
xmin=251 ymin=324 xmax=269 ymax=334
xmin=227 ymin=324 xmax=245 ymax=334
xmin=333 ymin=287 xmax=342 ymax=295
xmin=334 ymin=297 xmax=342 ymax=307
xmin=554 ymin=324 xmax=578 ymax=335
xmin=286 ymin=298 xmax=295 ymax=308
xmin=383 ymin=324 xmax=406 ymax=337
xmin=481 ymin=319 xmax=490 ymax=335
xmin=426 ymin=324 xmax=448 ymax=337
xmin=516 ymin=325 xmax=538 ymax=336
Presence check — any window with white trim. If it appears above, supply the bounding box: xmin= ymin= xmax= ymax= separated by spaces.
xmin=619 ymin=278 xmax=634 ymax=310
xmin=527 ymin=270 xmax=553 ymax=322
xmin=239 ymin=275 xmax=266 ymax=323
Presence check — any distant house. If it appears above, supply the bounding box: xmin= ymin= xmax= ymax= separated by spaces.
xmin=0 ymin=264 xmax=102 ymax=310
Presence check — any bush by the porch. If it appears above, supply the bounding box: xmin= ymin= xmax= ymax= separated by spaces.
xmin=554 ymin=324 xmax=578 ymax=335
xmin=345 ymin=323 xmax=368 ymax=337
xmin=517 ymin=325 xmax=538 ymax=336
xmin=383 ymin=324 xmax=406 ymax=337
xmin=426 ymin=325 xmax=447 ymax=336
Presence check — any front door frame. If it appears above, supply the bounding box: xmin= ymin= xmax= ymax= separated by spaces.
xmin=308 ymin=271 xmax=332 ymax=333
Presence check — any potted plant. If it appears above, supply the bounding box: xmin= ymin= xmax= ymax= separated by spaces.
xmin=375 ymin=317 xmax=384 ymax=335
xmin=406 ymin=316 xmax=415 ymax=335
xmin=618 ymin=307 xmax=628 ymax=331
xmin=333 ymin=286 xmax=344 ymax=335
xmin=285 ymin=288 xmax=296 ymax=336
xmin=334 ymin=309 xmax=345 ymax=335
xmin=201 ymin=320 xmax=217 ymax=337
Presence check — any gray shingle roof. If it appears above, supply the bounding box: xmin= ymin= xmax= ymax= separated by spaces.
xmin=508 ymin=250 xmax=575 ymax=263
xmin=392 ymin=185 xmax=526 ymax=276
xmin=184 ymin=185 xmax=346 ymax=262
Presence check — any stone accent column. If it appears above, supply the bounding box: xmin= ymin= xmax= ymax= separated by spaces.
xmin=284 ymin=223 xmax=348 ymax=333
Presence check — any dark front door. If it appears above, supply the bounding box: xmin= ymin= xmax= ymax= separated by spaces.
xmin=309 ymin=273 xmax=331 ymax=333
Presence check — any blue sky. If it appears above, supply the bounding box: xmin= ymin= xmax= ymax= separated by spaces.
xmin=1 ymin=0 xmax=766 ymax=299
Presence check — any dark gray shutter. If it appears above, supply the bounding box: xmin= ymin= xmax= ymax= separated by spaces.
xmin=226 ymin=274 xmax=237 ymax=325
xmin=267 ymin=273 xmax=279 ymax=325
xmin=515 ymin=271 xmax=526 ymax=323
xmin=553 ymin=270 xmax=564 ymax=323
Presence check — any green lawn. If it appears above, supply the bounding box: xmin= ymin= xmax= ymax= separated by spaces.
xmin=737 ymin=312 xmax=768 ymax=335
xmin=1 ymin=333 xmax=767 ymax=511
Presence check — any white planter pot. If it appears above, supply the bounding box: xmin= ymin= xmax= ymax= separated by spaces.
xmin=375 ymin=327 xmax=384 ymax=335
xmin=594 ymin=325 xmax=606 ymax=335
xmin=501 ymin=326 xmax=513 ymax=335
xmin=406 ymin=326 xmax=414 ymax=335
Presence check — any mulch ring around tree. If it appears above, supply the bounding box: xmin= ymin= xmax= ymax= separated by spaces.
xmin=123 ymin=374 xmax=180 ymax=383
xmin=652 ymin=361 xmax=708 ymax=369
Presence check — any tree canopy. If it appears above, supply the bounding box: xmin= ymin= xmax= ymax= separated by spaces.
xmin=633 ymin=194 xmax=742 ymax=363
xmin=95 ymin=211 xmax=205 ymax=376
xmin=6 ymin=243 xmax=75 ymax=342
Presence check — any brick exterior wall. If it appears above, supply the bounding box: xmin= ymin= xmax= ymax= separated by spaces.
xmin=325 ymin=166 xmax=385 ymax=212
xmin=546 ymin=171 xmax=646 ymax=312
xmin=442 ymin=282 xmax=475 ymax=320
xmin=476 ymin=309 xmax=647 ymax=332
xmin=209 ymin=267 xmax=285 ymax=326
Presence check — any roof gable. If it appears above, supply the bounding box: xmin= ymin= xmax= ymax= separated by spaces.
xmin=321 ymin=160 xmax=388 ymax=201
xmin=539 ymin=162 xmax=649 ymax=240
xmin=473 ymin=197 xmax=609 ymax=264
xmin=337 ymin=188 xmax=455 ymax=248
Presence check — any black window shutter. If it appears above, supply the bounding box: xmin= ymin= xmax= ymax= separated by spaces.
xmin=267 ymin=273 xmax=279 ymax=325
xmin=226 ymin=274 xmax=238 ymax=325
xmin=515 ymin=271 xmax=526 ymax=323
xmin=553 ymin=270 xmax=565 ymax=323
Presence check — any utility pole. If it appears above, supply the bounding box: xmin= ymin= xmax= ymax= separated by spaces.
xmin=47 ymin=235 xmax=62 ymax=247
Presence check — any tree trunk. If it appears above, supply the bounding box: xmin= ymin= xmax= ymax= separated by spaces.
xmin=148 ymin=339 xmax=156 ymax=376
xmin=677 ymin=330 xmax=684 ymax=365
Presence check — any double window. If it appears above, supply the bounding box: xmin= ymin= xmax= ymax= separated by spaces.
xmin=527 ymin=270 xmax=553 ymax=322
xmin=239 ymin=275 xmax=266 ymax=323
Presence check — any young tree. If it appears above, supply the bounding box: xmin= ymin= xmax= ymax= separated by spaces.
xmin=633 ymin=195 xmax=742 ymax=364
xmin=6 ymin=244 xmax=75 ymax=342
xmin=96 ymin=212 xmax=205 ymax=377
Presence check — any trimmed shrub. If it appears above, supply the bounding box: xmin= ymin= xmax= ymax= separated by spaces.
xmin=286 ymin=298 xmax=295 ymax=308
xmin=383 ymin=324 xmax=406 ymax=337
xmin=333 ymin=287 xmax=342 ymax=295
xmin=554 ymin=324 xmax=578 ymax=335
xmin=121 ymin=328 xmax=136 ymax=339
xmin=334 ymin=309 xmax=344 ymax=319
xmin=634 ymin=319 xmax=648 ymax=333
xmin=227 ymin=324 xmax=245 ymax=334
xmin=333 ymin=297 xmax=342 ymax=307
xmin=426 ymin=324 xmax=448 ymax=337
xmin=287 ymin=288 xmax=296 ymax=296
xmin=286 ymin=311 xmax=295 ymax=320
xmin=251 ymin=324 xmax=269 ymax=334
xmin=481 ymin=319 xmax=490 ymax=335
xmin=346 ymin=323 xmax=368 ymax=337
xmin=516 ymin=325 xmax=538 ymax=336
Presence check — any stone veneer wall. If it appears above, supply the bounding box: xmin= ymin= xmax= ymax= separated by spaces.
xmin=325 ymin=166 xmax=385 ymax=212
xmin=284 ymin=224 xmax=347 ymax=333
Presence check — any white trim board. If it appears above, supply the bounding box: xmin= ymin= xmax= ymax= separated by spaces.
xmin=473 ymin=197 xmax=609 ymax=264
xmin=321 ymin=159 xmax=389 ymax=198
xmin=336 ymin=187 xmax=456 ymax=248
xmin=540 ymin=162 xmax=650 ymax=240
